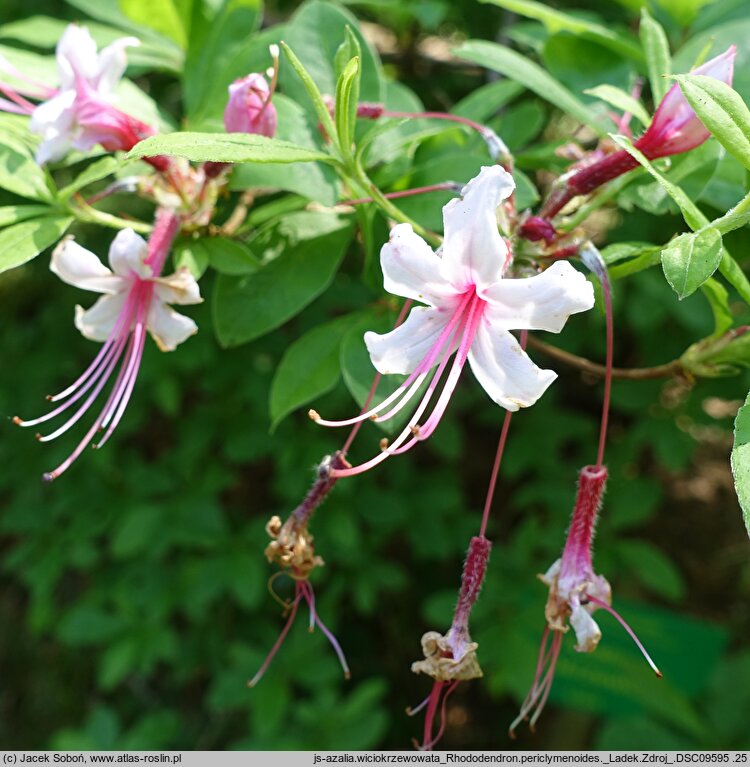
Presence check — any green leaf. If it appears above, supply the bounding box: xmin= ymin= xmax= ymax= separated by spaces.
xmin=228 ymin=95 xmax=339 ymax=205
xmin=0 ymin=205 xmax=52 ymax=227
xmin=616 ymin=540 xmax=687 ymax=602
xmin=334 ymin=55 xmax=360 ymax=161
xmin=281 ymin=0 xmax=384 ymax=108
xmin=119 ymin=0 xmax=188 ymax=47
xmin=661 ymin=227 xmax=723 ymax=299
xmin=0 ymin=139 xmax=52 ymax=201
xmin=584 ymin=84 xmax=651 ymax=127
xmin=59 ymin=156 xmax=122 ymax=200
xmin=174 ymin=237 xmax=258 ymax=278
xmin=731 ymin=391 xmax=750 ymax=538
xmin=212 ymin=212 xmax=354 ymax=347
xmin=454 ymin=40 xmax=611 ymax=136
xmin=640 ymin=8 xmax=672 ymax=103
xmin=479 ymin=0 xmax=644 ymax=62
xmin=452 ymin=79 xmax=524 ymax=123
xmin=672 ymin=74 xmax=750 ymax=172
xmin=183 ymin=0 xmax=263 ymax=117
xmin=700 ymin=278 xmax=733 ymax=337
xmin=0 ymin=216 xmax=73 ymax=274
xmin=610 ymin=133 xmax=706 ymax=230
xmin=269 ymin=315 xmax=354 ymax=430
xmin=279 ymin=41 xmax=341 ymax=159
xmin=129 ymin=132 xmax=334 ymax=164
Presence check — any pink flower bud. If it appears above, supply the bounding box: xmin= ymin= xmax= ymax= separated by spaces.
xmin=635 ymin=46 xmax=736 ymax=159
xmin=224 ymin=73 xmax=277 ymax=136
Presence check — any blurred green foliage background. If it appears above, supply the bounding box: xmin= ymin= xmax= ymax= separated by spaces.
xmin=1 ymin=0 xmax=750 ymax=751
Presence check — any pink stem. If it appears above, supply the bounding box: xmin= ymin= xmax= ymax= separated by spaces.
xmin=344 ymin=183 xmax=460 ymax=207
xmin=596 ymin=273 xmax=613 ymax=468
xmin=478 ymin=330 xmax=527 ymax=537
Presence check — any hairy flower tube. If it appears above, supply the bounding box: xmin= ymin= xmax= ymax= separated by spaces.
xmin=13 ymin=210 xmax=201 ymax=480
xmin=540 ymin=46 xmax=736 ymax=219
xmin=311 ymin=166 xmax=594 ymax=477
xmin=0 ymin=24 xmax=161 ymax=165
xmin=410 ymin=535 xmax=491 ymax=750
xmin=249 ymin=453 xmax=351 ymax=687
xmin=510 ymin=465 xmax=661 ymax=735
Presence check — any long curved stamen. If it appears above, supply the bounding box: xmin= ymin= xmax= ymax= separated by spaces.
xmin=301 ymin=581 xmax=351 ymax=679
xmin=329 ymin=312 xmax=468 ymax=477
xmin=0 ymin=82 xmax=35 ymax=113
xmin=420 ymin=680 xmax=460 ymax=751
xmin=259 ymin=44 xmax=280 ymax=115
xmin=33 ymin=335 xmax=130 ymax=441
xmin=14 ymin=336 xmax=126 ymax=428
xmin=0 ymin=96 xmax=32 ymax=115
xmin=94 ymin=319 xmax=147 ymax=449
xmin=389 ymin=294 xmax=484 ymax=453
xmin=313 ymin=291 xmax=474 ymax=428
xmin=509 ymin=629 xmax=563 ymax=736
xmin=47 ymin=293 xmax=139 ymax=402
xmin=247 ymin=590 xmax=302 ymax=688
xmin=406 ymin=693 xmax=432 ymax=717
xmin=0 ymin=54 xmax=56 ymax=98
xmin=585 ymin=594 xmax=662 ymax=677
xmin=341 ymin=300 xmax=413 ymax=454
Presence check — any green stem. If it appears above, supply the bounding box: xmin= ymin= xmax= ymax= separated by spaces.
xmin=719 ymin=251 xmax=750 ymax=305
xmin=70 ymin=195 xmax=152 ymax=234
xmin=351 ymin=166 xmax=442 ymax=247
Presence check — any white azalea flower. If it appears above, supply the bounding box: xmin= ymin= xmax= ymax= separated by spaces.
xmin=26 ymin=24 xmax=141 ymax=164
xmin=14 ymin=217 xmax=201 ymax=481
xmin=312 ymin=165 xmax=595 ymax=477
xmin=52 ymin=228 xmax=202 ymax=352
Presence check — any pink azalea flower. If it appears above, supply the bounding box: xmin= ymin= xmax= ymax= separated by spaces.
xmin=540 ymin=47 xmax=736 ymax=218
xmin=311 ymin=166 xmax=594 ymax=476
xmin=636 ymin=46 xmax=736 ymax=159
xmin=0 ymin=24 xmax=158 ymax=164
xmin=510 ymin=465 xmax=661 ymax=735
xmin=14 ymin=210 xmax=201 ymax=480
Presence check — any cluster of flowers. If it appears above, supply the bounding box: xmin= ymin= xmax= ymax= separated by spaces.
xmin=1 ymin=22 xmax=736 ymax=748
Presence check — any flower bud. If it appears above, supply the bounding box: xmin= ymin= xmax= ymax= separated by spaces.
xmin=635 ymin=46 xmax=736 ymax=159
xmin=223 ymin=45 xmax=279 ymax=137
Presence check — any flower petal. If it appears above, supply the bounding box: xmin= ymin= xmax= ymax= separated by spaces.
xmin=468 ymin=324 xmax=556 ymax=411
xmin=51 ymin=236 xmax=126 ymax=294
xmin=147 ymin=300 xmax=198 ymax=351
xmin=56 ymin=25 xmax=99 ymax=90
xmin=74 ymin=292 xmax=127 ymax=341
xmin=365 ymin=305 xmax=453 ymax=376
xmin=441 ymin=165 xmax=514 ymax=292
xmin=570 ymin=604 xmax=602 ymax=653
xmin=96 ymin=37 xmax=139 ymax=95
xmin=379 ymin=223 xmax=455 ymax=306
xmin=153 ymin=267 xmax=203 ymax=306
xmin=108 ymin=228 xmax=151 ymax=279
xmin=29 ymin=90 xmax=76 ymax=163
xmin=481 ymin=261 xmax=594 ymax=333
